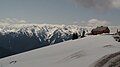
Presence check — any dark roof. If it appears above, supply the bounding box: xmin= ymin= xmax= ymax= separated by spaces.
xmin=92 ymin=26 xmax=109 ymax=31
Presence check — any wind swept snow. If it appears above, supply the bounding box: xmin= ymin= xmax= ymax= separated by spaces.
xmin=0 ymin=35 xmax=120 ymax=67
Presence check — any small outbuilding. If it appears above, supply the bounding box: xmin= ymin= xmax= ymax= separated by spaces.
xmin=115 ymin=29 xmax=120 ymax=35
xmin=91 ymin=26 xmax=110 ymax=35
xmin=114 ymin=29 xmax=120 ymax=42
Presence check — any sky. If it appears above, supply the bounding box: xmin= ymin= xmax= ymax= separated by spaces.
xmin=0 ymin=0 xmax=120 ymax=26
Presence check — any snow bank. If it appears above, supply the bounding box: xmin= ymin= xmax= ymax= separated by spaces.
xmin=0 ymin=35 xmax=119 ymax=67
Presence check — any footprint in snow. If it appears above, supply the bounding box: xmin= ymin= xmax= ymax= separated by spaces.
xmin=103 ymin=44 xmax=120 ymax=48
xmin=9 ymin=61 xmax=17 ymax=64
xmin=103 ymin=45 xmax=114 ymax=48
xmin=57 ymin=50 xmax=86 ymax=63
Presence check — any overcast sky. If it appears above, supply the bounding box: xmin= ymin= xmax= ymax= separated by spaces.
xmin=0 ymin=0 xmax=120 ymax=25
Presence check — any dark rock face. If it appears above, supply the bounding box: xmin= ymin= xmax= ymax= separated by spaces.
xmin=50 ymin=29 xmax=73 ymax=44
xmin=91 ymin=26 xmax=110 ymax=35
xmin=0 ymin=29 xmax=77 ymax=58
xmin=0 ymin=32 xmax=45 ymax=58
xmin=0 ymin=46 xmax=14 ymax=58
xmin=0 ymin=33 xmax=54 ymax=58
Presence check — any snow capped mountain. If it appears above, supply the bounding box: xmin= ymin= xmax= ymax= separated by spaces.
xmin=0 ymin=23 xmax=120 ymax=58
xmin=0 ymin=24 xmax=84 ymax=58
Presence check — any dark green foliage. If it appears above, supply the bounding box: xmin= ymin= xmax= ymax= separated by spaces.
xmin=72 ymin=33 xmax=78 ymax=40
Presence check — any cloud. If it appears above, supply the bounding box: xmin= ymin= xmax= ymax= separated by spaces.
xmin=0 ymin=18 xmax=27 ymax=24
xmin=73 ymin=19 xmax=110 ymax=26
xmin=87 ymin=19 xmax=109 ymax=27
xmin=73 ymin=0 xmax=120 ymax=10
xmin=112 ymin=0 xmax=120 ymax=8
xmin=19 ymin=20 xmax=27 ymax=23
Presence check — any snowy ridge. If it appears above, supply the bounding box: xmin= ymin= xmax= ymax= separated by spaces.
xmin=0 ymin=24 xmax=84 ymax=58
xmin=0 ymin=24 xmax=119 ymax=35
xmin=0 ymin=24 xmax=83 ymax=44
xmin=0 ymin=24 xmax=82 ymax=36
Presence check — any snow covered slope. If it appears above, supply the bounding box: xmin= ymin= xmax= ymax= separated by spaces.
xmin=0 ymin=35 xmax=119 ymax=67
